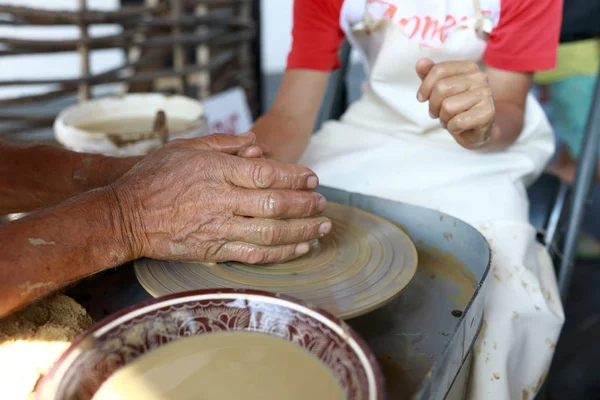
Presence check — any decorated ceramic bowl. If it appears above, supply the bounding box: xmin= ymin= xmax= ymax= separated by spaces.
xmin=37 ymin=289 xmax=385 ymax=400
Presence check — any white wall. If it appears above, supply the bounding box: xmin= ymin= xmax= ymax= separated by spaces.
xmin=259 ymin=0 xmax=294 ymax=75
xmin=259 ymin=0 xmax=360 ymax=76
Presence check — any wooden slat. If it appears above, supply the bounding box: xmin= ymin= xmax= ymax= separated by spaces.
xmin=77 ymin=0 xmax=90 ymax=101
xmin=0 ymin=89 xmax=70 ymax=107
xmin=0 ymin=28 xmax=255 ymax=56
xmin=171 ymin=0 xmax=187 ymax=94
xmin=0 ymin=50 xmax=235 ymax=89
xmin=0 ymin=1 xmax=250 ymax=25
xmin=0 ymin=4 xmax=161 ymax=25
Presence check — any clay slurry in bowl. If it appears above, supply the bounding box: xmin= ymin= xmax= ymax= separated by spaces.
xmin=75 ymin=117 xmax=193 ymax=136
xmin=75 ymin=115 xmax=193 ymax=148
xmin=134 ymin=202 xmax=419 ymax=319
xmin=91 ymin=331 xmax=344 ymax=400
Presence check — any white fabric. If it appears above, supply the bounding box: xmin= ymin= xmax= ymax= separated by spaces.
xmin=341 ymin=0 xmax=501 ymax=52
xmin=299 ymin=1 xmax=565 ymax=399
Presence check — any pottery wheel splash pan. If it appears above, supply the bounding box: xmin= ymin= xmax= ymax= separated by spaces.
xmin=134 ymin=203 xmax=418 ymax=319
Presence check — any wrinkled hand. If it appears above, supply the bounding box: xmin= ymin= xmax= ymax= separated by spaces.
xmin=94 ymin=132 xmax=263 ymax=188
xmin=110 ymin=134 xmax=331 ymax=264
xmin=416 ymin=58 xmax=497 ymax=149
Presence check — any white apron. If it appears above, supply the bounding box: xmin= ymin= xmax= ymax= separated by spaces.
xmin=299 ymin=1 xmax=565 ymax=398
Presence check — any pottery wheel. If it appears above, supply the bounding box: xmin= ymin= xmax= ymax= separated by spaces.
xmin=134 ymin=203 xmax=418 ymax=319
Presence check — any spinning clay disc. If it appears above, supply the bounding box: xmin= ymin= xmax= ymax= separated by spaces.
xmin=134 ymin=203 xmax=418 ymax=319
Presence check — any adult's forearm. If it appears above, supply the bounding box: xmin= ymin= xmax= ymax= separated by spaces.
xmin=252 ymin=113 xmax=313 ymax=164
xmin=482 ymin=102 xmax=525 ymax=152
xmin=252 ymin=69 xmax=329 ymax=163
xmin=0 ymin=141 xmax=140 ymax=214
xmin=0 ymin=188 xmax=133 ymax=317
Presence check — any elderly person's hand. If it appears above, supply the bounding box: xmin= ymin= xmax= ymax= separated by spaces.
xmin=416 ymin=58 xmax=499 ymax=150
xmin=0 ymin=131 xmax=267 ymax=215
xmin=94 ymin=131 xmax=265 ymax=187
xmin=111 ymin=134 xmax=330 ymax=264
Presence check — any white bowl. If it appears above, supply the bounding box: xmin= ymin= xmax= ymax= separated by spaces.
xmin=54 ymin=94 xmax=206 ymax=157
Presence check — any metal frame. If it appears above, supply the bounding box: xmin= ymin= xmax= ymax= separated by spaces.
xmin=544 ymin=182 xmax=569 ymax=250
xmin=251 ymin=0 xmax=263 ymax=117
xmin=557 ymin=69 xmax=600 ymax=301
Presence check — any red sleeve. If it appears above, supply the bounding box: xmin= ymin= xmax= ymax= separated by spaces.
xmin=483 ymin=0 xmax=563 ymax=72
xmin=286 ymin=0 xmax=345 ymax=71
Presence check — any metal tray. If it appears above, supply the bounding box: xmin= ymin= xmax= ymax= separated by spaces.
xmin=65 ymin=186 xmax=491 ymax=399
xmin=315 ymin=187 xmax=491 ymax=399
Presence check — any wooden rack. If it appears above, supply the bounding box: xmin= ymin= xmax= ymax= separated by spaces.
xmin=0 ymin=0 xmax=258 ymax=137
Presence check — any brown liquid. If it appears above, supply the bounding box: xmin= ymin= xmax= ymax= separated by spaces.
xmin=76 ymin=117 xmax=194 ymax=136
xmin=377 ymin=247 xmax=478 ymax=398
xmin=92 ymin=331 xmax=344 ymax=400
xmin=379 ymin=354 xmax=421 ymax=399
xmin=417 ymin=246 xmax=477 ymax=308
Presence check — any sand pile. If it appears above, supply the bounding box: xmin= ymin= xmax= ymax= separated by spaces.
xmin=0 ymin=294 xmax=92 ymax=399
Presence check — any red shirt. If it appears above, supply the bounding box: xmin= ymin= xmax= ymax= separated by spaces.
xmin=287 ymin=0 xmax=562 ymax=72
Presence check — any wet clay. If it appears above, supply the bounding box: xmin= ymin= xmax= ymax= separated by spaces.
xmin=135 ymin=202 xmax=418 ymax=319
xmin=0 ymin=294 xmax=91 ymax=345
xmin=92 ymin=331 xmax=344 ymax=400
xmin=417 ymin=246 xmax=477 ymax=309
xmin=76 ymin=117 xmax=192 ymax=136
xmin=0 ymin=295 xmax=92 ymax=400
xmin=76 ymin=117 xmax=193 ymax=148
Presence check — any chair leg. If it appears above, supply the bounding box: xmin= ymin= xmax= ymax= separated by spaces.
xmin=558 ymin=70 xmax=600 ymax=302
xmin=545 ymin=181 xmax=569 ymax=250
